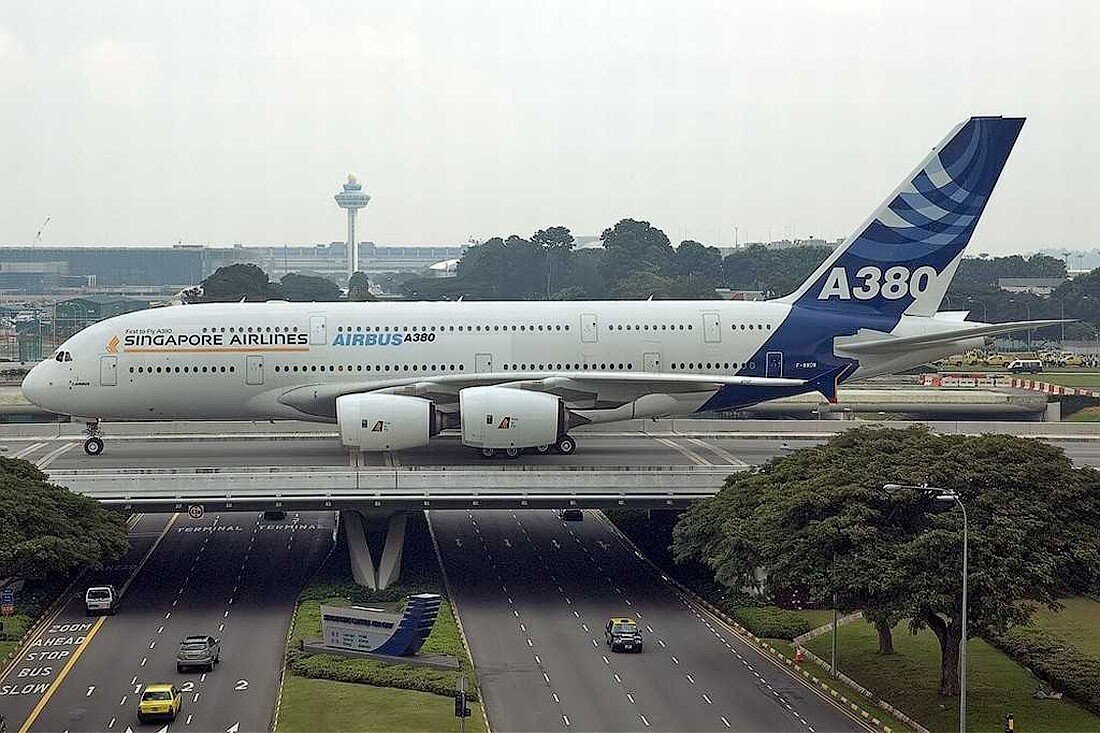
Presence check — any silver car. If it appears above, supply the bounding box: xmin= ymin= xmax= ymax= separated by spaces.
xmin=176 ymin=635 xmax=220 ymax=672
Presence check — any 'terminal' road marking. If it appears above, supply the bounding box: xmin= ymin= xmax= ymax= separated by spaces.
xmin=18 ymin=615 xmax=107 ymax=733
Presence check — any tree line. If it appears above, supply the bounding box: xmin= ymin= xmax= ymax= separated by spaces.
xmin=671 ymin=427 xmax=1100 ymax=697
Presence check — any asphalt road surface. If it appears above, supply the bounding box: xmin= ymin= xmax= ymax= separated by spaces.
xmin=0 ymin=510 xmax=333 ymax=733
xmin=431 ymin=508 xmax=866 ymax=733
xmin=11 ymin=431 xmax=1100 ymax=472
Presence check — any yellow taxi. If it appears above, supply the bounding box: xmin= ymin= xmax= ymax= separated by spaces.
xmin=137 ymin=683 xmax=182 ymax=723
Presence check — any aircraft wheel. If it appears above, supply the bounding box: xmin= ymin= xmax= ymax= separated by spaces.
xmin=84 ymin=437 xmax=104 ymax=456
xmin=504 ymin=447 xmax=521 ymax=459
xmin=535 ymin=444 xmax=552 ymax=455
xmin=555 ymin=435 xmax=577 ymax=455
xmin=479 ymin=447 xmax=496 ymax=459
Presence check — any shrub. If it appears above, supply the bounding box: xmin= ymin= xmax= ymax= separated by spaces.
xmin=992 ymin=629 xmax=1100 ymax=714
xmin=724 ymin=605 xmax=814 ymax=640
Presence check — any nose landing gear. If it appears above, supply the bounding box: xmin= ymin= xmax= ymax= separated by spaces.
xmin=83 ymin=421 xmax=104 ymax=456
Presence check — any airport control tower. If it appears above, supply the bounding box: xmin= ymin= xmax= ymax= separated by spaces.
xmin=334 ymin=174 xmax=371 ymax=282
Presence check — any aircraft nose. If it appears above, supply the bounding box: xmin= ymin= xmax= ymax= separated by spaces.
xmin=21 ymin=362 xmax=52 ymax=407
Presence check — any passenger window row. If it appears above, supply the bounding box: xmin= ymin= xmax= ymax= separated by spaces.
xmin=610 ymin=324 xmax=692 ymax=331
xmin=201 ymin=326 xmax=299 ymax=334
xmin=335 ymin=324 xmax=570 ymax=333
xmin=130 ymin=365 xmax=235 ymax=374
xmin=273 ymin=364 xmax=466 ymax=373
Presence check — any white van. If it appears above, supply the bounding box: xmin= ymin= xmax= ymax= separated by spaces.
xmin=85 ymin=585 xmax=118 ymax=615
xmin=1007 ymin=359 xmax=1043 ymax=374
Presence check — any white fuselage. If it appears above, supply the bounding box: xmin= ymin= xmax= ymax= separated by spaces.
xmin=21 ymin=299 xmax=973 ymax=423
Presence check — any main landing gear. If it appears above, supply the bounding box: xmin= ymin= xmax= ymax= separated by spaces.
xmin=477 ymin=434 xmax=577 ymax=459
xmin=83 ymin=421 xmax=104 ymax=456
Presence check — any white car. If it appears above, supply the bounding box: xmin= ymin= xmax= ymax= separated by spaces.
xmin=84 ymin=585 xmax=118 ymax=615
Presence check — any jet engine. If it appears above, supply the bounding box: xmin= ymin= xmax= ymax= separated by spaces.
xmin=336 ymin=394 xmax=439 ymax=451
xmin=459 ymin=386 xmax=565 ymax=450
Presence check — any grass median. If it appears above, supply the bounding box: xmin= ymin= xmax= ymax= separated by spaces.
xmin=806 ymin=618 xmax=1100 ymax=733
xmin=276 ymin=511 xmax=484 ymax=732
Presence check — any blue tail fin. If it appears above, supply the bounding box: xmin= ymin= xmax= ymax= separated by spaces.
xmin=778 ymin=116 xmax=1024 ymax=318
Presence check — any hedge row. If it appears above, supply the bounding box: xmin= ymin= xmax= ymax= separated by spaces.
xmin=992 ymin=628 xmax=1100 ymax=714
xmin=286 ymin=648 xmax=479 ymax=701
xmin=724 ymin=605 xmax=815 ymax=640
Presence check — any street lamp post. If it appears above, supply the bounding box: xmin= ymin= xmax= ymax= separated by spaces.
xmin=883 ymin=483 xmax=968 ymax=733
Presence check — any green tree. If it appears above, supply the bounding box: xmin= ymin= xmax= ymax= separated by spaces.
xmin=278 ymin=273 xmax=342 ymax=302
xmin=199 ymin=263 xmax=279 ymax=302
xmin=0 ymin=457 xmax=128 ymax=580
xmin=599 ymin=219 xmax=674 ymax=292
xmin=347 ymin=272 xmax=376 ymax=302
xmin=670 ymin=240 xmax=722 ymax=282
xmin=672 ymin=427 xmax=1100 ymax=696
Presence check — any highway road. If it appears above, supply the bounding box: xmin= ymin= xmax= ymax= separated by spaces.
xmin=432 ymin=508 xmax=864 ymax=732
xmin=0 ymin=510 xmax=333 ymax=733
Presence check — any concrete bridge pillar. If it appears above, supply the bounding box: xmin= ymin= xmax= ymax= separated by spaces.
xmin=341 ymin=509 xmax=408 ymax=590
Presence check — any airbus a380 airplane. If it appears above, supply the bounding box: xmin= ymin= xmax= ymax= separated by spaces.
xmin=23 ymin=116 xmax=1064 ymax=458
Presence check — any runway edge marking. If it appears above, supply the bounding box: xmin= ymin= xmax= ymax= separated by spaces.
xmin=424 ymin=510 xmax=492 ymax=733
xmin=592 ymin=511 xmax=888 ymax=733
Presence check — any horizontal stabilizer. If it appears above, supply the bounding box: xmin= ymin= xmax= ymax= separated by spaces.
xmin=837 ymin=319 xmax=1072 ymax=355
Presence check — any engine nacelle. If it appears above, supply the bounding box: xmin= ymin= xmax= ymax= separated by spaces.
xmin=337 ymin=394 xmax=439 ymax=451
xmin=460 ymin=386 xmax=565 ymax=449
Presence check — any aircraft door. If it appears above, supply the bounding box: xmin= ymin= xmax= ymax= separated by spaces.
xmin=99 ymin=356 xmax=117 ymax=386
xmin=475 ymin=353 xmax=494 ymax=373
xmin=580 ymin=313 xmax=598 ymax=343
xmin=643 ymin=352 xmax=661 ymax=373
xmin=246 ymin=355 xmax=264 ymax=385
xmin=766 ymin=351 xmax=783 ymax=378
xmin=309 ymin=315 xmax=327 ymax=345
xmin=703 ymin=312 xmax=722 ymax=343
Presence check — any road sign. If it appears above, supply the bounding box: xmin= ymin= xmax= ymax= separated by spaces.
xmin=1 ymin=587 xmax=13 ymax=616
xmin=188 ymin=504 xmax=204 ymax=520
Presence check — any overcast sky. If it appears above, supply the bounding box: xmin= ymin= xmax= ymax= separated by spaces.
xmin=1 ymin=1 xmax=1097 ymax=253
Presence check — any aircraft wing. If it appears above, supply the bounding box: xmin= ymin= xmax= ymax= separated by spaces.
xmin=837 ymin=319 xmax=1072 ymax=355
xmin=278 ymin=372 xmax=806 ymax=419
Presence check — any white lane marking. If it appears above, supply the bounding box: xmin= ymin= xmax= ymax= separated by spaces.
xmin=13 ymin=442 xmax=46 ymax=459
xmin=671 ymin=655 xmax=679 ymax=665
xmin=591 ymin=639 xmax=598 ymax=648
xmin=130 ymin=676 xmax=137 ymax=686
xmin=562 ymin=715 xmax=571 ymax=727
xmin=646 ymin=625 xmax=654 ymax=633
xmin=108 ymin=717 xmax=116 ymax=729
xmin=640 ymin=714 xmax=651 ymax=727
xmin=543 ymin=672 xmax=550 ymax=683
xmin=149 ymin=640 xmax=156 ymax=649
xmin=86 ymin=685 xmax=95 ymax=696
xmin=35 ymin=441 xmax=79 ymax=468
xmin=552 ymin=692 xmax=560 ymax=704
xmin=200 ymin=673 xmax=206 ymax=683
xmin=721 ymin=716 xmax=732 ymax=728
xmin=601 ymin=655 xmax=609 ymax=665
xmin=140 ymin=657 xmax=147 ymax=667
xmin=613 ymin=673 xmax=622 ymax=684
xmin=686 ymin=673 xmax=695 ymax=684
xmin=652 ymin=436 xmax=712 ymax=465
xmin=687 ymin=436 xmax=749 ymax=466
xmin=534 ymin=655 xmax=541 ymax=664
xmin=157 ymin=626 xmax=164 ymax=634
xmin=119 ymin=695 xmax=127 ymax=705
xmin=702 ymin=693 xmax=712 ymax=704
xmin=657 ymin=639 xmax=666 ymax=648
xmin=192 ymin=692 xmax=200 ymax=702
xmin=627 ymin=693 xmax=636 ymax=704
xmin=526 ymin=638 xmax=533 ymax=647
xmin=186 ymin=714 xmax=193 ymax=725
xmin=581 ymin=623 xmax=589 ymax=633
xmin=164 ymin=613 xmax=171 ymax=619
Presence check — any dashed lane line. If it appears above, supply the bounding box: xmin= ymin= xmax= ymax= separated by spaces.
xmin=12 ymin=442 xmax=46 ymax=459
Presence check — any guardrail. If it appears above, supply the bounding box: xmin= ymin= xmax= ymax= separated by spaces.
xmin=47 ymin=465 xmax=738 ymax=511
